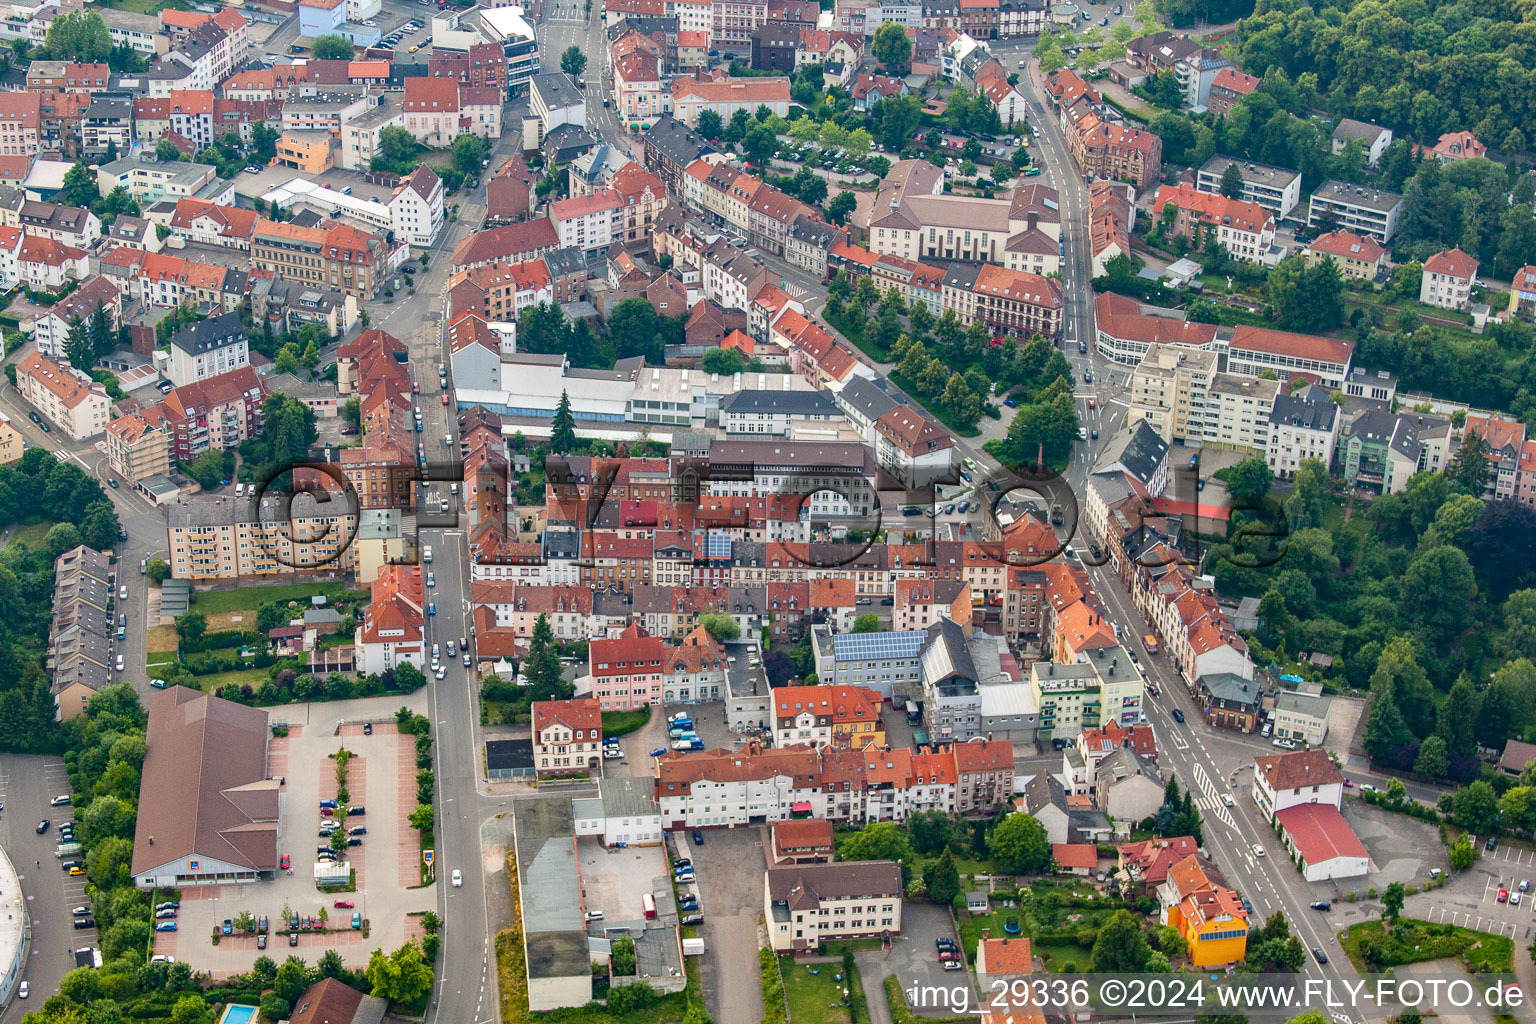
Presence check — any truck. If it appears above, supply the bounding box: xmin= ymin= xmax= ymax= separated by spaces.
xmin=55 ymin=843 xmax=82 ymax=858
xmin=671 ymin=739 xmax=700 ymax=750
xmin=642 ymin=893 xmax=657 ymax=919
xmin=668 ymin=724 xmax=695 ymax=738
xmin=670 ymin=716 xmax=693 ymax=730
xmin=1143 ymin=634 xmax=1159 ymax=655
xmin=688 ymin=738 xmax=705 ymax=750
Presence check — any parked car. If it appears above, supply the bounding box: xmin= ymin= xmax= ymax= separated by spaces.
xmin=222 ymin=919 xmax=233 ymax=935
xmin=50 ymin=794 xmax=71 ymax=807
xmin=348 ymin=805 xmax=365 ymax=816
xmin=155 ymin=922 xmax=178 ymax=932
xmin=1310 ymin=901 xmax=1331 ymax=911
xmin=289 ymin=932 xmax=299 ymax=946
xmin=334 ymin=900 xmax=355 ymax=909
xmin=691 ymin=830 xmax=705 ymax=846
xmin=257 ymin=933 xmax=267 ymax=949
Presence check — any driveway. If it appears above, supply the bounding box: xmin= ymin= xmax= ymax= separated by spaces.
xmin=685 ymin=828 xmax=767 ymax=1024
xmin=856 ymin=903 xmax=973 ymax=1018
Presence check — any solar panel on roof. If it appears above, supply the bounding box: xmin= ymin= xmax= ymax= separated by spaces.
xmin=704 ymin=532 xmax=731 ymax=559
xmin=831 ymin=631 xmax=927 ymax=661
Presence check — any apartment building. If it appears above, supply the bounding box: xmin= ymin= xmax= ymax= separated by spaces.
xmin=166 ymin=493 xmax=357 ymax=580
xmin=550 ymin=190 xmax=624 ymax=252
xmin=765 ymin=861 xmax=903 ymax=951
xmin=1126 ymin=345 xmax=1218 ymax=444
xmin=1419 ymin=247 xmax=1478 ymax=311
xmin=139 ymin=367 xmax=267 ymax=460
xmin=104 ymin=413 xmax=172 ymax=485
xmin=1306 ymin=180 xmax=1402 ymax=242
xmin=250 ymin=218 xmax=391 ymax=299
xmin=0 ymin=91 xmax=40 ymax=157
xmin=16 ymin=350 xmax=109 ymax=440
xmin=357 ymin=564 xmax=425 ymax=675
xmin=1029 ymin=646 xmax=1144 ymax=741
xmin=1205 ymin=373 xmax=1278 ymax=453
xmin=532 ymin=698 xmax=603 ymax=776
xmin=1331 ymin=119 xmax=1392 ymax=167
xmin=1265 ymin=385 xmax=1339 ymax=480
xmin=1093 ymin=291 xmax=1221 ymax=366
xmin=1069 ymin=113 xmax=1162 ymax=193
xmin=1153 ymin=184 xmax=1276 ymax=264
xmin=1305 ymin=230 xmax=1388 ymax=282
xmin=772 ymin=684 xmax=884 ymax=749
xmin=165 ymin=311 xmax=250 ymax=387
xmin=1194 ymin=156 xmax=1301 ymax=220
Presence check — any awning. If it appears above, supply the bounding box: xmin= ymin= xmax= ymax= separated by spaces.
xmin=791 ymin=801 xmax=812 ymax=814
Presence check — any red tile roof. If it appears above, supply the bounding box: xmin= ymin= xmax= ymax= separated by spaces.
xmin=1052 ymin=843 xmax=1099 ymax=869
xmin=1275 ymin=803 xmax=1368 ymax=865
xmin=1228 ymin=325 xmax=1353 ymax=367
xmin=1423 ymin=246 xmax=1478 ymax=279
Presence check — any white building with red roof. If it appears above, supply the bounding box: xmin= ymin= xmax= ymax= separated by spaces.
xmin=531 ymin=698 xmax=604 ymax=775
xmin=1275 ymin=802 xmax=1369 ymax=881
xmin=671 ymin=74 xmax=790 ymax=128
xmin=550 ymin=190 xmax=624 ymax=252
xmin=1252 ymin=748 xmax=1344 ymax=819
xmin=357 ymin=564 xmax=425 ymax=675
xmin=1153 ymin=183 xmax=1276 ymax=265
xmin=1420 ymin=246 xmax=1479 ymax=311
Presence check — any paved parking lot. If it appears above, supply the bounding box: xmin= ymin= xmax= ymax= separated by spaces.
xmin=578 ymin=837 xmax=667 ymax=926
xmin=0 ymin=755 xmax=88 ymax=1023
xmin=857 ymin=903 xmax=973 ymax=1018
xmin=684 ymin=827 xmax=767 ymax=1024
xmin=150 ymin=694 xmax=434 ymax=976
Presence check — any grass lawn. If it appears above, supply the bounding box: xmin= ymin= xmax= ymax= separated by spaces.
xmin=99 ymin=0 xmax=193 ymax=12
xmin=779 ymin=955 xmax=854 ymax=1024
xmin=147 ymin=625 xmax=178 ymax=652
xmin=146 ymin=650 xmax=177 ymax=666
xmin=1341 ymin=918 xmax=1513 ymax=974
xmin=957 ymin=909 xmax=1026 ymax=960
xmin=1031 ymin=941 xmax=1093 ymax=973
xmin=192 ymin=581 xmax=348 ymax=614
xmin=189 ymin=666 xmax=271 ymax=690
xmin=6 ymin=518 xmax=55 ymax=550
xmin=601 ymin=706 xmax=652 ymax=737
xmin=952 ymin=856 xmax=997 ymax=879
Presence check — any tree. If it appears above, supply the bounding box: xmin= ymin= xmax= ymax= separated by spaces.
xmin=873 ymin=21 xmax=912 ymax=68
xmin=146 ymin=558 xmax=169 ymax=584
xmin=1224 ymin=456 xmax=1274 ymax=509
xmin=174 ymin=610 xmax=207 ymax=645
xmin=1218 ymin=161 xmax=1245 ymax=199
xmin=451 ymin=134 xmax=484 ymax=177
xmin=63 ymin=314 xmax=93 ymax=371
xmin=1268 ymin=255 xmax=1344 ymax=333
xmin=523 ymin=613 xmax=569 ymax=701
xmin=312 ymin=34 xmax=355 ymax=59
xmin=259 ymin=995 xmax=291 ymax=1022
xmin=696 ymin=109 xmax=724 ymax=140
xmin=1412 ymin=735 xmax=1450 ymax=779
xmin=988 ymin=813 xmax=1050 ymax=874
xmin=560 ymin=45 xmax=587 ymax=77
xmin=1380 ymin=881 xmax=1406 ymax=923
xmin=365 ymin=942 xmax=434 ymax=1004
xmin=701 ymin=347 xmax=747 ymax=376
xmin=924 ymin=850 xmax=961 ymax=904
xmin=1400 ymin=545 xmax=1476 ymax=646
xmin=697 ymin=613 xmax=740 ymax=642
xmin=877 ymin=93 xmax=923 ymax=152
xmin=743 ymin=122 xmax=777 ymax=170
xmin=851 ymin=613 xmax=881 ymax=633
xmin=61 ymin=159 xmax=97 ymax=208
xmin=827 ymin=191 xmax=858 ymax=226
xmin=838 ymin=821 xmax=914 ymax=864
xmin=907 ymin=809 xmax=956 ymax=855
xmin=549 ymin=391 xmax=578 ymax=454
xmin=1448 ymin=834 xmax=1477 ymax=871
xmin=45 ymin=10 xmax=110 ymax=62
xmin=1446 ymin=432 xmax=1490 ymax=497
xmin=409 ymin=803 xmax=434 ymax=831
xmin=1452 ymin=779 xmax=1499 ymax=836
xmin=376 ymin=125 xmax=418 ymax=171
xmin=1091 ymin=910 xmax=1152 ymax=972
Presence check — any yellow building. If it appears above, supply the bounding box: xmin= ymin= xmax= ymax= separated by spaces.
xmin=0 ymin=411 xmax=23 ymax=464
xmin=1158 ymin=855 xmax=1248 ymax=967
xmin=274 ymin=130 xmax=336 ymax=174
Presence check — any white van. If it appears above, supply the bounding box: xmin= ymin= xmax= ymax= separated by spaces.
xmin=423 ymin=546 xmax=433 ymax=563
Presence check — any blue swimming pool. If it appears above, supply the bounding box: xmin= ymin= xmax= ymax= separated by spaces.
xmin=218 ymin=1005 xmax=258 ymax=1024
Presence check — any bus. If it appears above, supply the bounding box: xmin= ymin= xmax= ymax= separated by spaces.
xmin=1143 ymin=634 xmax=1159 ymax=655
xmin=642 ymin=894 xmax=657 ymax=919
